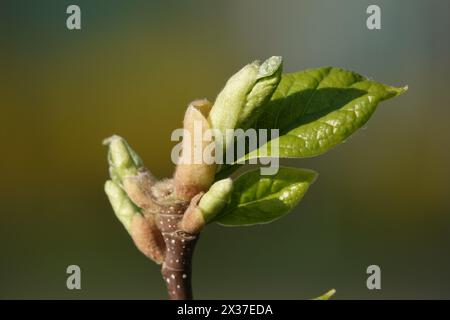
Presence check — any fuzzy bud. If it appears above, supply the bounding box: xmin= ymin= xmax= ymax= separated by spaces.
xmin=130 ymin=214 xmax=166 ymax=264
xmin=179 ymin=193 xmax=205 ymax=234
xmin=122 ymin=169 xmax=162 ymax=212
xmin=174 ymin=99 xmax=217 ymax=201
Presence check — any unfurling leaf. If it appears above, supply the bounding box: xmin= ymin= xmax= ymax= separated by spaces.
xmin=208 ymin=56 xmax=282 ymax=151
xmin=216 ymin=167 xmax=317 ymax=226
xmin=103 ymin=135 xmax=143 ymax=185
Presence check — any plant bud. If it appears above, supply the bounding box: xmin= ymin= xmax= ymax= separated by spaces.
xmin=130 ymin=214 xmax=166 ymax=264
xmin=180 ymin=193 xmax=205 ymax=234
xmin=239 ymin=56 xmax=283 ymax=128
xmin=103 ymin=135 xmax=143 ymax=184
xmin=104 ymin=180 xmax=140 ymax=232
xmin=174 ymin=99 xmax=217 ymax=201
xmin=209 ymin=62 xmax=259 ymax=135
xmin=122 ymin=168 xmax=161 ymax=211
xmin=208 ymin=56 xmax=282 ymax=150
xmin=105 ymin=180 xmax=165 ymax=264
xmin=180 ymin=179 xmax=233 ymax=233
xmin=198 ymin=178 xmax=233 ymax=223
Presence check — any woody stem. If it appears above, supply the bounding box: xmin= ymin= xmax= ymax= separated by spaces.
xmin=157 ymin=212 xmax=198 ymax=300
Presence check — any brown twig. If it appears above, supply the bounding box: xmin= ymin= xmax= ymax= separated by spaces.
xmin=158 ymin=212 xmax=198 ymax=300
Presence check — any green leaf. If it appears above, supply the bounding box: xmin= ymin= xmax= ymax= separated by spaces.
xmin=216 ymin=167 xmax=317 ymax=226
xmin=312 ymin=289 xmax=336 ymax=300
xmin=241 ymin=67 xmax=407 ymax=160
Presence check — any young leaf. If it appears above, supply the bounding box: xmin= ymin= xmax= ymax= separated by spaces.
xmin=240 ymin=67 xmax=407 ymax=160
xmin=216 ymin=167 xmax=317 ymax=226
xmin=103 ymin=135 xmax=144 ymax=185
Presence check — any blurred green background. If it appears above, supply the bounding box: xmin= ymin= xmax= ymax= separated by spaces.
xmin=1 ymin=0 xmax=449 ymax=299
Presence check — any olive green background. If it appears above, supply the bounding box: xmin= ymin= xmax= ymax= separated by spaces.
xmin=1 ymin=0 xmax=449 ymax=299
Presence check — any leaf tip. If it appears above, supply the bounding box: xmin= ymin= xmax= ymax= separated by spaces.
xmin=308 ymin=169 xmax=319 ymax=184
xmin=391 ymin=85 xmax=408 ymax=97
xmin=257 ymin=55 xmax=283 ymax=78
xmin=313 ymin=289 xmax=336 ymax=300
